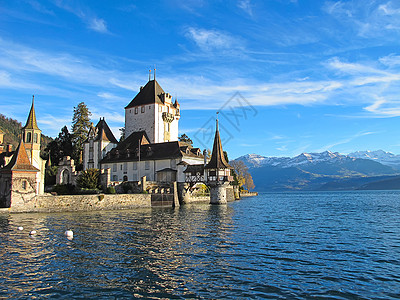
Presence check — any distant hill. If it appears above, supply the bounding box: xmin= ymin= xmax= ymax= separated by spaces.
xmin=235 ymin=151 xmax=400 ymax=191
xmin=0 ymin=114 xmax=53 ymax=157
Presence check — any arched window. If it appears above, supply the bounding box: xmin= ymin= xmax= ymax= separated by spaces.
xmin=33 ymin=133 xmax=38 ymax=143
xmin=26 ymin=132 xmax=32 ymax=143
xmin=123 ymin=175 xmax=128 ymax=182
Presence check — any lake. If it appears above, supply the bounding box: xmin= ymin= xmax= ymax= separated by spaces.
xmin=1 ymin=191 xmax=400 ymax=299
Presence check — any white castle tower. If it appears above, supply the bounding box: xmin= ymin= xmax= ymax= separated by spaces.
xmin=124 ymin=75 xmax=180 ymax=143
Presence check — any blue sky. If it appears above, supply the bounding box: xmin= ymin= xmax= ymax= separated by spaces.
xmin=1 ymin=0 xmax=400 ymax=159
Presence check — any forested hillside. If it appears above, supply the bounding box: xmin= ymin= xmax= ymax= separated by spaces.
xmin=0 ymin=114 xmax=53 ymax=156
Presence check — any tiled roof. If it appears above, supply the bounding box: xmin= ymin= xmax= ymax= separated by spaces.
xmin=23 ymin=98 xmax=40 ymax=130
xmin=95 ymin=118 xmax=118 ymax=144
xmin=100 ymin=131 xmax=204 ymax=163
xmin=125 ymin=80 xmax=166 ymax=108
xmin=2 ymin=140 xmax=39 ymax=172
xmin=205 ymin=120 xmax=232 ymax=169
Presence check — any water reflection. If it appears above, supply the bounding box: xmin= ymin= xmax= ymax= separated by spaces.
xmin=1 ymin=192 xmax=400 ymax=299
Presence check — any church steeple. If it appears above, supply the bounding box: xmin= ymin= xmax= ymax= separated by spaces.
xmin=23 ymin=95 xmax=40 ymax=130
xmin=22 ymin=96 xmax=42 ymax=165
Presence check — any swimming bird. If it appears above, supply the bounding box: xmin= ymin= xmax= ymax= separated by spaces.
xmin=29 ymin=230 xmax=37 ymax=235
xmin=64 ymin=230 xmax=73 ymax=238
xmin=17 ymin=226 xmax=23 ymax=231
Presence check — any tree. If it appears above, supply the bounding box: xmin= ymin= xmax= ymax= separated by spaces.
xmin=76 ymin=168 xmax=100 ymax=190
xmin=71 ymin=102 xmax=91 ymax=165
xmin=119 ymin=127 xmax=125 ymax=142
xmin=230 ymin=160 xmax=255 ymax=190
xmin=45 ymin=126 xmax=73 ymax=166
xmin=179 ymin=133 xmax=193 ymax=145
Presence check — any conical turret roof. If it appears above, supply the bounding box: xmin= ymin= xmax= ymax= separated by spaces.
xmin=205 ymin=119 xmax=232 ymax=169
xmin=23 ymin=96 xmax=40 ymax=130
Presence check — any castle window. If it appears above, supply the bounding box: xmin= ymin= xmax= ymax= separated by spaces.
xmin=130 ymin=109 xmax=132 ymax=113
xmin=26 ymin=132 xmax=32 ymax=143
xmin=120 ymin=164 xmax=123 ymax=170
xmin=113 ymin=175 xmax=118 ymax=181
xmin=149 ymin=106 xmax=151 ymax=109
xmin=141 ymin=106 xmax=145 ymax=113
xmin=113 ymin=164 xmax=117 ymax=172
xmin=145 ymin=161 xmax=150 ymax=170
xmin=133 ymin=162 xmax=137 ymax=170
xmin=22 ymin=181 xmax=27 ymax=190
xmin=135 ymin=107 xmax=138 ymax=114
xmin=123 ymin=175 xmax=128 ymax=182
xmin=33 ymin=133 xmax=38 ymax=143
xmin=124 ymin=162 xmax=127 ymax=173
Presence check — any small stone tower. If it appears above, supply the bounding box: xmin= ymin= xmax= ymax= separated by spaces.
xmin=205 ymin=118 xmax=233 ymax=204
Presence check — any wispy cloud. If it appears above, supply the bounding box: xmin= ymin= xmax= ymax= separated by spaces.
xmin=317 ymin=131 xmax=377 ymax=152
xmin=54 ymin=0 xmax=110 ymax=33
xmin=185 ymin=27 xmax=243 ymax=52
xmin=238 ymin=0 xmax=253 ymax=17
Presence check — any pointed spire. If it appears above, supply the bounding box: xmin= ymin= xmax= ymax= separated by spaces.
xmin=205 ymin=115 xmax=231 ymax=170
xmin=3 ymin=139 xmax=39 ymax=171
xmin=23 ymin=95 xmax=40 ymax=130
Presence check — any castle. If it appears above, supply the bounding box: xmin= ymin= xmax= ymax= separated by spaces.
xmin=0 ymin=76 xmax=234 ymax=209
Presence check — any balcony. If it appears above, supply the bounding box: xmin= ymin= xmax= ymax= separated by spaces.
xmin=162 ymin=112 xmax=174 ymax=123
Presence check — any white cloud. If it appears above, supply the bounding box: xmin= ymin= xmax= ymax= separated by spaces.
xmin=88 ymin=18 xmax=108 ymax=33
xmin=54 ymin=0 xmax=109 ymax=33
xmin=185 ymin=27 xmax=240 ymax=52
xmin=238 ymin=0 xmax=253 ymax=17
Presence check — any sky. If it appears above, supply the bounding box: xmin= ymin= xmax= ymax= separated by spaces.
xmin=1 ymin=0 xmax=400 ymax=159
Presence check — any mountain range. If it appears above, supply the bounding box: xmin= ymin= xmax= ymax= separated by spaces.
xmin=235 ymin=150 xmax=400 ymax=191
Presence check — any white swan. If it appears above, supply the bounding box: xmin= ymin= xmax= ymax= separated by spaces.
xmin=64 ymin=230 xmax=73 ymax=238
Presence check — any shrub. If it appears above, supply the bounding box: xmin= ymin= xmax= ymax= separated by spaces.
xmin=106 ymin=186 xmax=116 ymax=194
xmin=53 ymin=184 xmax=76 ymax=195
xmin=76 ymin=168 xmax=100 ymax=190
xmin=45 ymin=166 xmax=58 ymax=186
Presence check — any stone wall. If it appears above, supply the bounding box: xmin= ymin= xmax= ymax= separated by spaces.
xmin=9 ymin=193 xmax=152 ymax=213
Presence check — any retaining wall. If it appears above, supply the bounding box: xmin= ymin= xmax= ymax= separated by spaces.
xmin=9 ymin=193 xmax=152 ymax=213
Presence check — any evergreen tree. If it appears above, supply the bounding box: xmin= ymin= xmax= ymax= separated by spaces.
xmin=71 ymin=102 xmax=91 ymax=165
xmin=45 ymin=126 xmax=73 ymax=166
xmin=179 ymin=133 xmax=193 ymax=145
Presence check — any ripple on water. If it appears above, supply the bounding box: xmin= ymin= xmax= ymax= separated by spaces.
xmin=1 ymin=191 xmax=400 ymax=299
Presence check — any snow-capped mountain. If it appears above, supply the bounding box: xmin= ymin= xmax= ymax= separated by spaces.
xmin=237 ymin=151 xmax=352 ymax=169
xmin=348 ymin=150 xmax=400 ymax=170
xmin=234 ymin=150 xmax=400 ymax=191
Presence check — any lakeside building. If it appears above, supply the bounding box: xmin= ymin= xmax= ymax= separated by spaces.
xmin=0 ymin=99 xmax=46 ymax=207
xmin=83 ymin=77 xmax=205 ymax=184
xmin=0 ymin=76 xmax=235 ymax=209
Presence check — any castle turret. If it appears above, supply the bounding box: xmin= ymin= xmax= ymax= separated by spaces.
xmin=205 ymin=118 xmax=233 ymax=204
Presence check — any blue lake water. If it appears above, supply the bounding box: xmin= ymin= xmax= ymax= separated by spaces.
xmin=1 ymin=191 xmax=400 ymax=299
